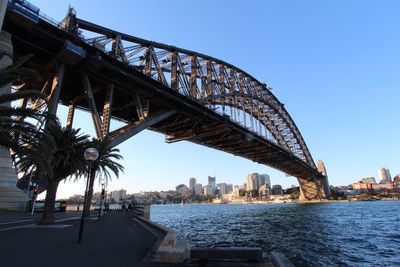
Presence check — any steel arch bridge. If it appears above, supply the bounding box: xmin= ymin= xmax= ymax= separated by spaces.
xmin=4 ymin=1 xmax=330 ymax=200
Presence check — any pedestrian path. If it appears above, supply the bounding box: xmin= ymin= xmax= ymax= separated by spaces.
xmin=0 ymin=210 xmax=183 ymax=267
xmin=0 ymin=213 xmax=81 ymax=231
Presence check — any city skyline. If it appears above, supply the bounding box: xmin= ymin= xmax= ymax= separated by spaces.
xmin=29 ymin=0 xmax=400 ymax=199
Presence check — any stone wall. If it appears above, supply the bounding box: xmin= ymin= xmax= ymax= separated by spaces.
xmin=0 ymin=12 xmax=28 ymax=210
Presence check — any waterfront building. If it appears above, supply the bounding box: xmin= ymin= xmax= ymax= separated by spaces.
xmin=352 ymin=181 xmax=395 ymax=194
xmin=259 ymin=174 xmax=270 ymax=188
xmin=160 ymin=191 xmax=167 ymax=199
xmin=189 ymin=177 xmax=197 ymax=193
xmin=256 ymin=174 xmax=265 ymax=188
xmin=372 ymin=183 xmax=394 ymax=191
xmin=119 ymin=189 xmax=127 ymax=200
xmin=194 ymin=183 xmax=203 ymax=195
xmin=378 ymin=168 xmax=392 ymax=183
xmin=394 ymin=175 xmax=400 ymax=186
xmin=111 ymin=190 xmax=120 ymax=202
xmin=246 ymin=173 xmax=257 ymax=191
xmin=208 ymin=176 xmax=216 ymax=193
xmin=226 ymin=184 xmax=233 ymax=194
xmin=361 ymin=177 xmax=376 ymax=184
xmin=203 ymin=185 xmax=213 ymax=195
xmin=218 ymin=183 xmax=227 ymax=194
xmin=175 ymin=184 xmax=188 ymax=194
xmin=271 ymin=185 xmax=283 ymax=195
xmin=259 ymin=184 xmax=270 ymax=199
xmin=352 ymin=182 xmax=373 ymax=193
xmin=181 ymin=186 xmax=190 ymax=196
xmin=233 ymin=186 xmax=240 ymax=197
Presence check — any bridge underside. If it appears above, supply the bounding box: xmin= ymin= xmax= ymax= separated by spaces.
xmin=3 ymin=8 xmax=328 ymax=200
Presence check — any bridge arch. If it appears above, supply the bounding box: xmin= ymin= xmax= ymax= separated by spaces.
xmin=4 ymin=1 xmax=330 ymax=200
xmin=67 ymin=14 xmax=315 ymax=168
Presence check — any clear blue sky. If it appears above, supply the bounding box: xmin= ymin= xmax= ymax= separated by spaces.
xmin=28 ymin=0 xmax=399 ymax=199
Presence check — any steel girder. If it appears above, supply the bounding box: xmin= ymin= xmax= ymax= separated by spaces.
xmin=5 ymin=2 xmax=325 ymax=196
xmin=60 ymin=15 xmax=315 ymax=168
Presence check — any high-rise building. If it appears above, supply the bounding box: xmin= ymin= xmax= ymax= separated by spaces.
xmin=195 ymin=183 xmax=203 ymax=195
xmin=111 ymin=190 xmax=120 ymax=202
xmin=119 ymin=189 xmax=127 ymax=200
xmin=378 ymin=168 xmax=392 ymax=183
xmin=208 ymin=176 xmax=216 ymax=192
xmin=203 ymin=185 xmax=213 ymax=195
xmin=218 ymin=183 xmax=227 ymax=194
xmin=226 ymin=184 xmax=233 ymax=194
xmin=271 ymin=184 xmax=283 ymax=195
xmin=189 ymin=177 xmax=197 ymax=193
xmin=259 ymin=174 xmax=271 ymax=188
xmin=246 ymin=173 xmax=257 ymax=191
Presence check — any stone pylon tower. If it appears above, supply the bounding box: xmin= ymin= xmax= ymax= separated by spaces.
xmin=317 ymin=160 xmax=331 ymax=199
xmin=0 ymin=0 xmax=27 ymax=210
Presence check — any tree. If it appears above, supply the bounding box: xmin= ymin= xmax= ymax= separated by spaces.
xmin=41 ymin=123 xmax=90 ymax=224
xmin=80 ymin=138 xmax=124 ymax=216
xmin=0 ymin=54 xmax=54 ymax=171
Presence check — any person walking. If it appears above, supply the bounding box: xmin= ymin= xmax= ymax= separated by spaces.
xmin=121 ymin=203 xmax=126 ymax=216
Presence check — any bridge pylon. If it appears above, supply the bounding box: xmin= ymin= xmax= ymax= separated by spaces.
xmin=298 ymin=160 xmax=331 ymax=201
xmin=0 ymin=2 xmax=27 ymax=210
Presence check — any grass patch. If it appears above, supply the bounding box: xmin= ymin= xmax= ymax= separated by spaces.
xmin=0 ymin=208 xmax=29 ymax=216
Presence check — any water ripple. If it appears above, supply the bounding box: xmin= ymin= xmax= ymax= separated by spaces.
xmin=151 ymin=201 xmax=400 ymax=267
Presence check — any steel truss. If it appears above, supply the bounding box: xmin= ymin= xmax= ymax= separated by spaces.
xmin=5 ymin=1 xmax=329 ymax=199
xmin=55 ymin=10 xmax=315 ymax=168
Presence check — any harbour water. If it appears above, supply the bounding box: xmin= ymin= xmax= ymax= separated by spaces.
xmin=151 ymin=201 xmax=400 ymax=266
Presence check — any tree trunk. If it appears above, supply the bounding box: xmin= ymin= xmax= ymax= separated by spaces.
xmin=83 ymin=167 xmax=96 ymax=217
xmin=37 ymin=179 xmax=59 ymax=225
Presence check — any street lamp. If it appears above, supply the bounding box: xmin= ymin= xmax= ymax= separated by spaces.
xmin=78 ymin=147 xmax=99 ymax=243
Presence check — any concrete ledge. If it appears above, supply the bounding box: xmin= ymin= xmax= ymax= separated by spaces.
xmin=152 ymin=238 xmax=190 ymax=263
xmin=271 ymin=251 xmax=295 ymax=267
xmin=132 ymin=213 xmax=190 ymax=263
xmin=191 ymin=247 xmax=263 ymax=263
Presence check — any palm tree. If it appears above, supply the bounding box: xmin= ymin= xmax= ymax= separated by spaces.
xmin=0 ymin=54 xmax=53 ymax=160
xmin=80 ymin=138 xmax=124 ymax=216
xmin=15 ymin=122 xmax=91 ymax=224
xmin=0 ymin=91 xmax=54 ymax=172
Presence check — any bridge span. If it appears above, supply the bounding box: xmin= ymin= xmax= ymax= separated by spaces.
xmin=4 ymin=0 xmax=330 ymax=200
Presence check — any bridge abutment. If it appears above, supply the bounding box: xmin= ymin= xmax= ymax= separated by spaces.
xmin=0 ymin=1 xmax=27 ymax=210
xmin=0 ymin=31 xmax=27 ymax=210
xmin=297 ymin=176 xmax=330 ymax=201
xmin=317 ymin=160 xmax=331 ymax=199
xmin=297 ymin=160 xmax=331 ymax=201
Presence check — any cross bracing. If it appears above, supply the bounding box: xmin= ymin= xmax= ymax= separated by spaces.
xmin=5 ymin=1 xmax=330 ymax=200
xmin=63 ymin=15 xmax=315 ymax=168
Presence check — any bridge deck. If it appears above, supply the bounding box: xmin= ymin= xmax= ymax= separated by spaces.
xmin=3 ymin=8 xmax=321 ymax=181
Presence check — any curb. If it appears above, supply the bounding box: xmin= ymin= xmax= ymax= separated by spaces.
xmin=131 ymin=213 xmax=190 ymax=263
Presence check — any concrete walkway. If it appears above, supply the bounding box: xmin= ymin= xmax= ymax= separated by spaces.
xmin=0 ymin=211 xmax=183 ymax=267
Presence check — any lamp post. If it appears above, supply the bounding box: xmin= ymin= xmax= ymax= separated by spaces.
xmin=78 ymin=147 xmax=98 ymax=243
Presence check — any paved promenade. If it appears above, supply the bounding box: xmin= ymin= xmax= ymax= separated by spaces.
xmin=0 ymin=210 xmax=183 ymax=267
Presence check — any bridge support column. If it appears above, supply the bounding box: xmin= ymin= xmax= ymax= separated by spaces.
xmin=297 ymin=176 xmax=328 ymax=201
xmin=0 ymin=9 xmax=27 ymax=209
xmin=297 ymin=160 xmax=331 ymax=201
xmin=317 ymin=160 xmax=331 ymax=199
